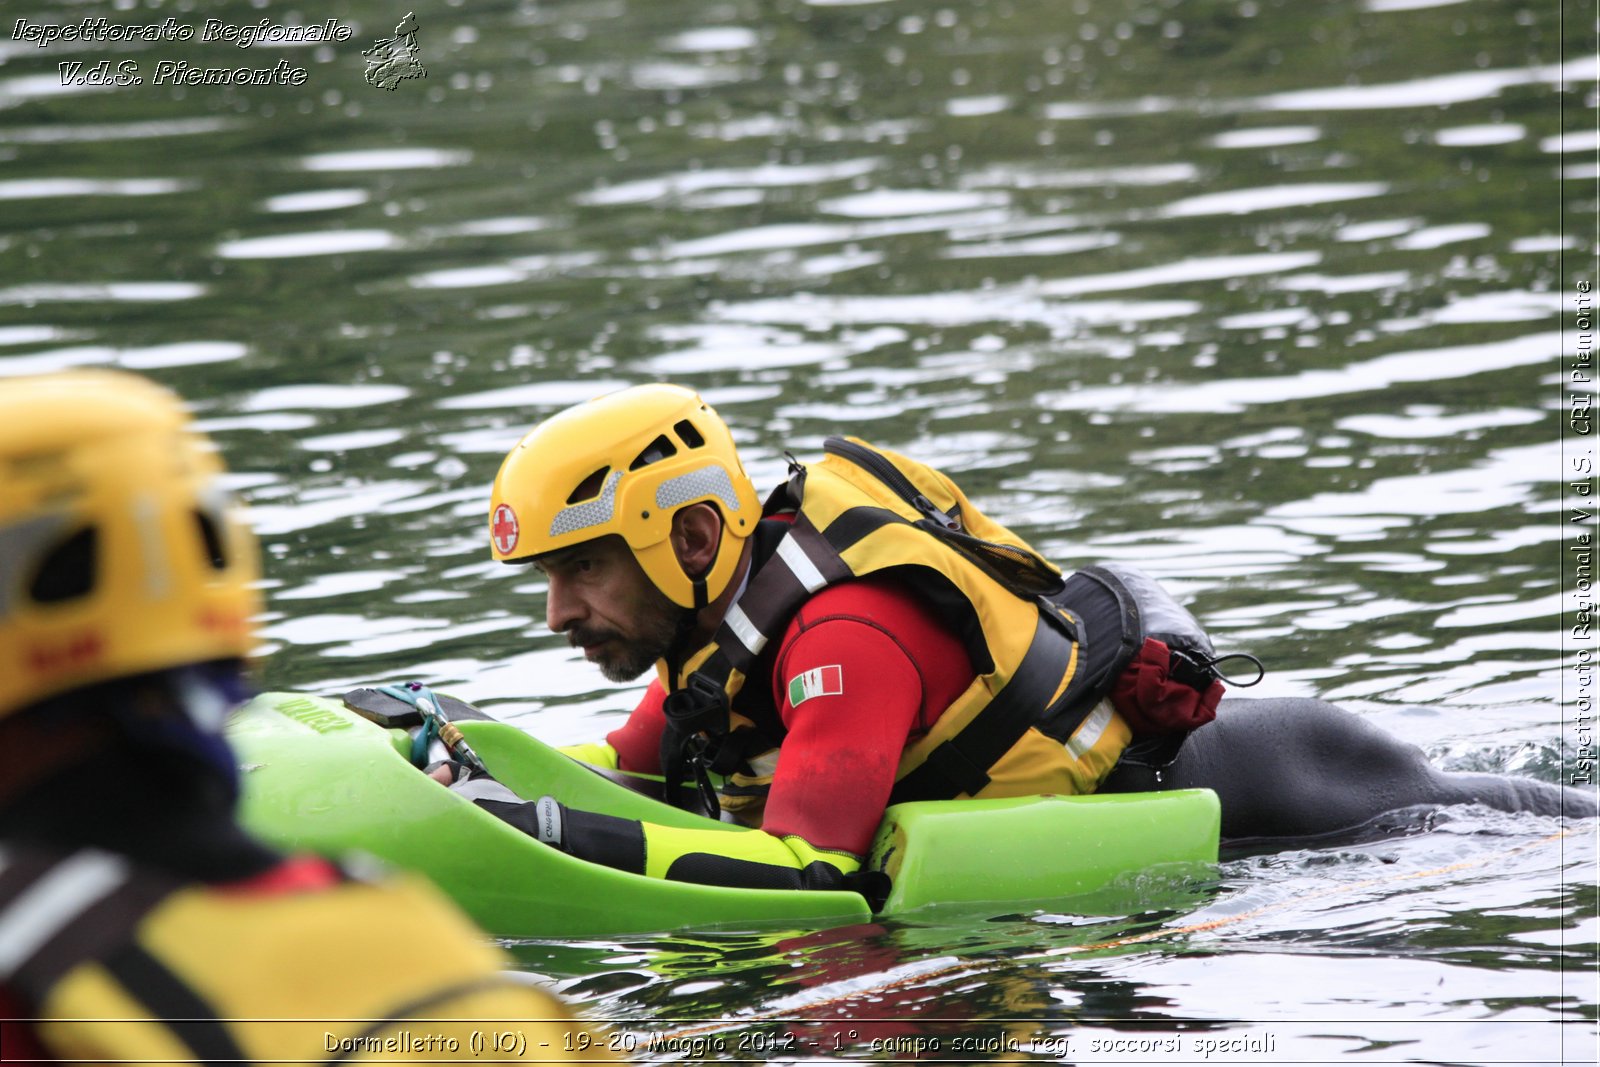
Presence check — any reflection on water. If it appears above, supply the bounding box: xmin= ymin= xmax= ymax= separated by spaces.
xmin=1 ymin=0 xmax=1592 ymax=1055
xmin=503 ymin=810 xmax=1591 ymax=1060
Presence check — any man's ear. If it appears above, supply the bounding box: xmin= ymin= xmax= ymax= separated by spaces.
xmin=670 ymin=503 xmax=723 ymax=578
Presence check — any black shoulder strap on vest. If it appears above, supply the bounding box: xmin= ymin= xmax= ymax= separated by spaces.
xmin=0 ymin=845 xmax=249 ymax=1066
xmin=887 ymin=603 xmax=1096 ymax=804
xmin=0 ymin=845 xmax=175 ymax=996
xmin=740 ymin=514 xmax=858 ymax=651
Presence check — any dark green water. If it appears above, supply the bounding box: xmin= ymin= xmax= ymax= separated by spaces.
xmin=2 ymin=0 xmax=1595 ymax=1060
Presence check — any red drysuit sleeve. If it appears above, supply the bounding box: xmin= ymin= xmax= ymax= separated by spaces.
xmin=760 ymin=578 xmax=973 ymax=856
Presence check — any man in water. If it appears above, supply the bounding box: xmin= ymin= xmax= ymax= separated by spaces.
xmin=441 ymin=383 xmax=1593 ymax=890
xmin=0 ymin=370 xmax=611 ymax=1063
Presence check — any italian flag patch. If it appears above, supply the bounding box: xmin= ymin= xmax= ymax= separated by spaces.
xmin=787 ymin=664 xmax=843 ymax=707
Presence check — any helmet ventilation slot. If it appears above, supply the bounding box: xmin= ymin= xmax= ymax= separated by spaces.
xmin=629 ymin=435 xmax=678 ymax=470
xmin=195 ymin=509 xmax=228 ymax=570
xmin=673 ymin=420 xmax=705 ymax=449
xmin=29 ymin=527 xmax=98 ymax=603
xmin=566 ymin=467 xmax=612 ymax=504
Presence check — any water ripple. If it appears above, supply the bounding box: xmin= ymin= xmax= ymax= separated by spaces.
xmin=0 ymin=177 xmax=193 ymax=199
xmin=712 ymin=290 xmax=1197 ymax=331
xmin=1336 ymin=407 xmax=1544 ymax=439
xmin=216 ymin=230 xmax=401 ymax=259
xmin=578 ymin=161 xmax=884 ymax=206
xmin=262 ymin=189 xmax=370 ymax=213
xmin=1041 ymin=331 xmax=1557 ymax=414
xmin=0 ymin=282 xmax=203 ymax=304
xmin=658 ymin=27 xmax=760 ymax=52
xmin=1039 ymin=252 xmax=1322 ymax=297
xmin=1268 ymin=443 xmax=1552 ymax=522
xmin=300 ymin=148 xmax=472 ymax=172
xmin=1433 ymin=123 xmax=1526 ymax=147
xmin=437 ymin=379 xmax=630 ymax=412
xmin=240 ymin=384 xmax=411 ymax=411
xmin=0 ymin=117 xmax=239 ymax=143
xmin=1209 ymin=126 xmax=1321 ymax=149
xmin=819 ymin=190 xmax=1008 ymax=218
xmin=1160 ymin=182 xmax=1388 ymax=218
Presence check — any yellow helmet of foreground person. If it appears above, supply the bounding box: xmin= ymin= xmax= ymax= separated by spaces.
xmin=489 ymin=384 xmax=762 ymax=608
xmin=0 ymin=370 xmax=261 ymax=718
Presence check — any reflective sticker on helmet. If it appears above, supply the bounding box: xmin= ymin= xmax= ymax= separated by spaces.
xmin=655 ymin=465 xmax=741 ymax=513
xmin=548 ymin=470 xmax=620 ymax=538
xmin=491 ymin=503 xmax=520 ymax=555
xmin=134 ymin=493 xmax=171 ymax=598
xmin=787 ymin=664 xmax=843 ymax=707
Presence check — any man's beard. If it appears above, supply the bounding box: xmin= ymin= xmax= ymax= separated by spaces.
xmin=569 ymin=590 xmax=686 ymax=683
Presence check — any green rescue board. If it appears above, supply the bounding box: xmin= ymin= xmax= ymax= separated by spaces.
xmin=229 ymin=692 xmax=1220 ymax=938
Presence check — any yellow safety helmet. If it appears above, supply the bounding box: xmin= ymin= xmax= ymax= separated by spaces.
xmin=489 ymin=384 xmax=761 ymax=609
xmin=0 ymin=370 xmax=261 ymax=718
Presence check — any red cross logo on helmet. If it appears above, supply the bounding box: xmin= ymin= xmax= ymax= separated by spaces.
xmin=491 ymin=503 xmax=520 ymax=555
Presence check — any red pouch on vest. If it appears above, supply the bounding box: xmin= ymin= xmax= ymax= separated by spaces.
xmin=1110 ymin=636 xmax=1225 ymax=734
xmin=1054 ymin=563 xmax=1258 ymax=738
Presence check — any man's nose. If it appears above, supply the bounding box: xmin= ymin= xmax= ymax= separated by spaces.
xmin=545 ymin=573 xmax=584 ymax=634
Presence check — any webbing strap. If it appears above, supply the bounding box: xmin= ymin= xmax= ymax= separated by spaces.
xmin=825 ymin=501 xmax=1097 ymax=802
xmin=714 ymin=513 xmax=855 ymax=677
xmin=318 ymin=976 xmax=517 ymax=1066
xmin=820 ymin=505 xmax=901 ymax=557
xmin=0 ymin=848 xmax=128 ymax=982
xmin=103 ymin=944 xmax=248 ymax=1067
xmin=686 ymin=493 xmax=963 ymax=695
xmin=0 ymin=846 xmax=178 ymax=995
xmin=888 ymin=608 xmax=1091 ymax=804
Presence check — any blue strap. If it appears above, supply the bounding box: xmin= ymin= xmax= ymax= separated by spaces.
xmin=378 ymin=683 xmax=441 ymax=768
xmin=379 ymin=682 xmax=488 ymax=776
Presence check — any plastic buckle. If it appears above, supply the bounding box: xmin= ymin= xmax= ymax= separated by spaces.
xmin=663 ymin=672 xmax=729 ymax=735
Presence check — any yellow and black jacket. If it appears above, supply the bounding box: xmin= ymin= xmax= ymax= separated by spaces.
xmin=660 ymin=436 xmax=1133 ymax=807
xmin=0 ymin=844 xmax=607 ymax=1064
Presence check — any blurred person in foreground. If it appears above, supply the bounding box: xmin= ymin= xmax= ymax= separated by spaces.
xmin=432 ymin=384 xmax=1595 ymax=892
xmin=0 ymin=370 xmax=612 ymax=1064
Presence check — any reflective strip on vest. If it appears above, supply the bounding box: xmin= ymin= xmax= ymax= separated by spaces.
xmin=723 ymin=602 xmax=767 ymax=658
xmin=776 ymin=533 xmax=829 ymax=592
xmin=1067 ymin=699 xmax=1114 ymax=758
xmin=0 ymin=849 xmax=129 ymax=980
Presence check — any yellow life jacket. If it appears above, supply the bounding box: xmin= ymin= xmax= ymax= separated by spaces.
xmin=0 ymin=845 xmax=606 ymax=1064
xmin=659 ymin=436 xmax=1133 ymax=807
